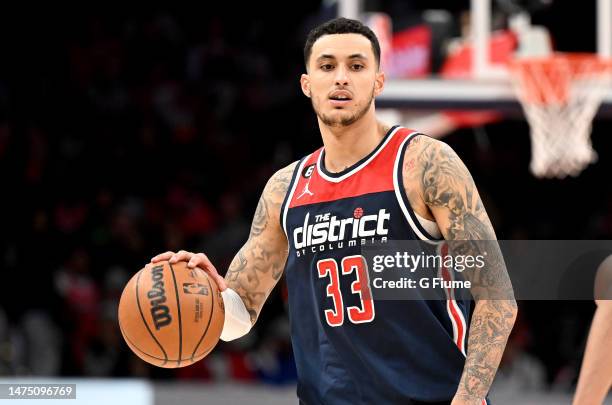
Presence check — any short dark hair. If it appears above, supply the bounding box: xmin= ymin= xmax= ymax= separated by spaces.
xmin=303 ymin=17 xmax=381 ymax=69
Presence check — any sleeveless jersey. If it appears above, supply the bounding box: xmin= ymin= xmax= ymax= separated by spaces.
xmin=280 ymin=126 xmax=479 ymax=404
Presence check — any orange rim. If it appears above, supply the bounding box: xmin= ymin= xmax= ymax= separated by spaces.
xmin=509 ymin=53 xmax=612 ymax=105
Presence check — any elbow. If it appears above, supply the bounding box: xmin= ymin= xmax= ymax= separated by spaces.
xmin=502 ymin=286 xmax=518 ymax=322
xmin=505 ymin=298 xmax=519 ymax=330
xmin=509 ymin=298 xmax=519 ymax=321
xmin=506 ymin=291 xmax=518 ymax=312
xmin=481 ymin=297 xmax=518 ymax=325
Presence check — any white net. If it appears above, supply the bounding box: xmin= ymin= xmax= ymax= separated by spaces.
xmin=509 ymin=54 xmax=612 ymax=178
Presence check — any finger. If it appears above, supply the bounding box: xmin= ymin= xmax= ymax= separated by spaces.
xmin=187 ymin=252 xmax=210 ymax=269
xmin=170 ymin=250 xmax=193 ymax=263
xmin=188 ymin=253 xmax=217 ymax=272
xmin=215 ymin=276 xmax=228 ymax=291
xmin=190 ymin=253 xmax=227 ymax=291
xmin=151 ymin=251 xmax=175 ymax=263
xmin=206 ymin=271 xmax=227 ymax=292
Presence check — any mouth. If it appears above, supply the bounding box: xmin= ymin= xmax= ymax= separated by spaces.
xmin=328 ymin=90 xmax=352 ymax=107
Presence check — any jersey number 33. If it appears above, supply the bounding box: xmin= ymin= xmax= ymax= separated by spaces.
xmin=317 ymin=255 xmax=375 ymax=327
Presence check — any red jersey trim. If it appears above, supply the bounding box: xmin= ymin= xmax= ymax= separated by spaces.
xmin=289 ymin=127 xmax=419 ymax=208
xmin=316 ymin=126 xmax=401 ymax=183
xmin=282 ymin=157 xmax=312 ymax=238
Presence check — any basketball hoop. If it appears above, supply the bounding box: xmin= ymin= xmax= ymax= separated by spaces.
xmin=509 ymin=53 xmax=612 ymax=178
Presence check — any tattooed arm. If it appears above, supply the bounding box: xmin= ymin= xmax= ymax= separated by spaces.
xmin=151 ymin=162 xmax=297 ymax=326
xmin=224 ymin=162 xmax=297 ymax=324
xmin=403 ymin=136 xmax=518 ymax=405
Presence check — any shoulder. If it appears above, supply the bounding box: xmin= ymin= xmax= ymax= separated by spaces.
xmin=402 ymin=134 xmax=472 ymax=186
xmin=403 ymin=135 xmax=461 ymax=166
xmin=263 ymin=161 xmax=299 ymax=206
xmin=248 ymin=161 xmax=299 ymax=237
xmin=401 ymin=134 xmax=468 ymax=185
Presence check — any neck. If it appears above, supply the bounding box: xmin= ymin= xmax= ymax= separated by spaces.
xmin=318 ymin=111 xmax=390 ymax=173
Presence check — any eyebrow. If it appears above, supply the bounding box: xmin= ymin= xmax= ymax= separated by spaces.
xmin=315 ymin=53 xmax=368 ymax=62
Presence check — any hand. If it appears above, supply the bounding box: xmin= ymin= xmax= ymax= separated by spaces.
xmin=151 ymin=250 xmax=227 ymax=292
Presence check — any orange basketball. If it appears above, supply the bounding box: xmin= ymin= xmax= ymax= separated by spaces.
xmin=118 ymin=261 xmax=225 ymax=368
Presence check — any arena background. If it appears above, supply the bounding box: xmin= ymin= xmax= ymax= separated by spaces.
xmin=0 ymin=1 xmax=611 ymax=404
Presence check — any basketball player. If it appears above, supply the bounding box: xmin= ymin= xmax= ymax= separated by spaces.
xmin=151 ymin=18 xmax=517 ymax=404
xmin=573 ymin=255 xmax=612 ymax=405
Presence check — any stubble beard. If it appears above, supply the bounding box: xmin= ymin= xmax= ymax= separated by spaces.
xmin=312 ymin=87 xmax=375 ymax=128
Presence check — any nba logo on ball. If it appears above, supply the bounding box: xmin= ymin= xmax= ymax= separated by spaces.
xmin=183 ymin=283 xmax=209 ymax=295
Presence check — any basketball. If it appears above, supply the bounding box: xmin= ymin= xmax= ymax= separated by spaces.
xmin=118 ymin=261 xmax=225 ymax=368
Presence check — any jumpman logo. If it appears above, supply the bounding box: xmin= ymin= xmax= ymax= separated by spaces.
xmin=297 ymin=179 xmax=314 ymax=199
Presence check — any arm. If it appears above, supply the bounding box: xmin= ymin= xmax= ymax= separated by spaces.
xmin=151 ymin=161 xmax=297 ymax=332
xmin=573 ymin=255 xmax=612 ymax=405
xmin=404 ymin=136 xmax=518 ymax=405
xmin=224 ymin=162 xmax=297 ymax=324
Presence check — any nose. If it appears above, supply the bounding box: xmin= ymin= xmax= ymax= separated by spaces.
xmin=334 ymin=65 xmax=349 ymax=86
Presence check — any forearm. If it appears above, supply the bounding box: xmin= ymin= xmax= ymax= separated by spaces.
xmin=573 ymin=302 xmax=612 ymax=405
xmin=455 ymin=299 xmax=517 ymax=403
xmin=225 ymin=237 xmax=286 ymax=325
xmin=225 ymin=244 xmax=260 ymax=325
xmin=220 ymin=233 xmax=287 ymax=341
xmin=452 ymin=241 xmax=517 ymax=403
xmin=222 ymin=163 xmax=294 ymax=324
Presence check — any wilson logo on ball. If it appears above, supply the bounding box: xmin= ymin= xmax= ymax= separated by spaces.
xmin=148 ymin=265 xmax=172 ymax=330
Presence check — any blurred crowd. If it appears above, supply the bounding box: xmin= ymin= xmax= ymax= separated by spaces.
xmin=0 ymin=6 xmax=322 ymax=384
xmin=1 ymin=3 xmax=612 ymax=395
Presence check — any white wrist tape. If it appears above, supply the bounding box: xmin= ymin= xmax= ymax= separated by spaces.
xmin=220 ymin=287 xmax=253 ymax=341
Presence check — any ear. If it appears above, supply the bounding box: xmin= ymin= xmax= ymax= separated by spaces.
xmin=300 ymin=73 xmax=311 ymax=98
xmin=373 ymin=70 xmax=385 ymax=97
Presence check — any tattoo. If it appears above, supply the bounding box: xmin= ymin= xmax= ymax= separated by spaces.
xmin=456 ymin=299 xmax=517 ymax=401
xmin=251 ymin=196 xmax=268 ymax=236
xmin=226 ymin=251 xmax=247 ymax=282
xmin=269 ymin=168 xmax=293 ymax=195
xmin=406 ymin=137 xmax=517 ymax=402
xmin=224 ymin=162 xmax=297 ymax=324
xmin=419 ymin=142 xmax=490 ymax=240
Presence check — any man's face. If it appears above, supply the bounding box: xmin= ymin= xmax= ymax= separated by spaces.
xmin=301 ymin=33 xmax=384 ymax=128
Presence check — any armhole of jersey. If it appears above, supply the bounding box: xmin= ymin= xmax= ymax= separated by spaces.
xmin=393 ymin=132 xmax=444 ymax=242
xmin=436 ymin=243 xmax=468 ymax=357
xmin=280 ymin=156 xmax=310 ymax=240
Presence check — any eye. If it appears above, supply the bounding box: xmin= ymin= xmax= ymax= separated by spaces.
xmin=351 ymin=64 xmax=364 ymax=71
xmin=320 ymin=64 xmax=334 ymax=71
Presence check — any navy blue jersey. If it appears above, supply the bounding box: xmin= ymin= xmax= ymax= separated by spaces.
xmin=280 ymin=127 xmax=482 ymax=404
